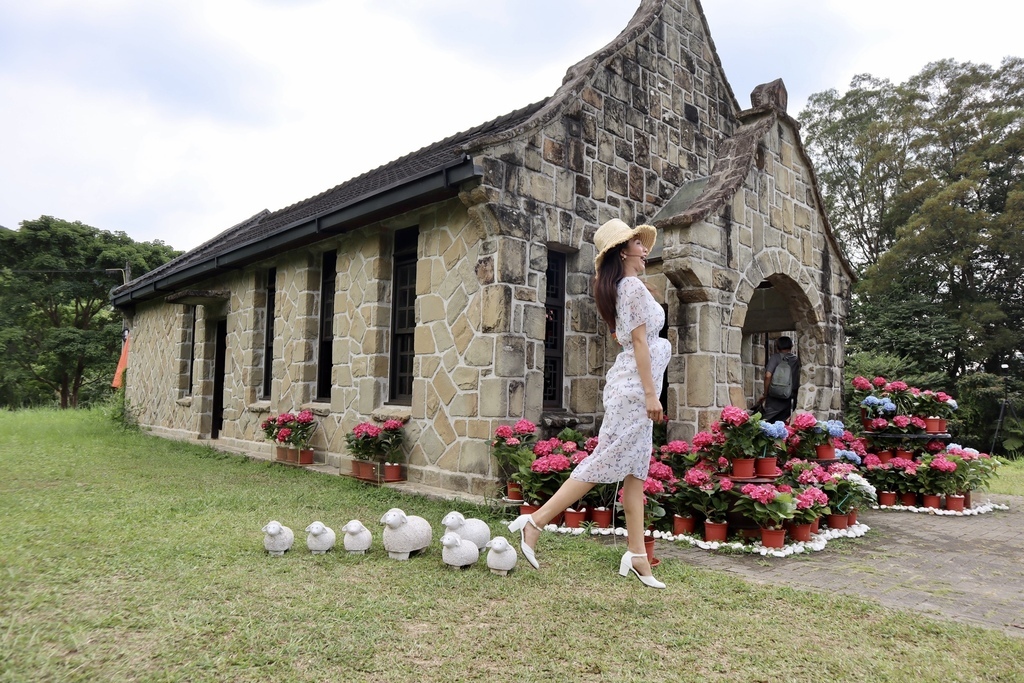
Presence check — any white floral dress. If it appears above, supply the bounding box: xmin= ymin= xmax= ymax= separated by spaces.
xmin=572 ymin=277 xmax=671 ymax=483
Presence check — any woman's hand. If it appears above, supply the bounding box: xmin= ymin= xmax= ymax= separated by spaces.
xmin=645 ymin=394 xmax=663 ymax=423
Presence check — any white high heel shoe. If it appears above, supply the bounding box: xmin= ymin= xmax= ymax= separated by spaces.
xmin=619 ymin=550 xmax=666 ymax=589
xmin=508 ymin=514 xmax=541 ymax=569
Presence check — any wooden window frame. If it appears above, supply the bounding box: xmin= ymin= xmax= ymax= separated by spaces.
xmin=389 ymin=228 xmax=418 ymax=405
xmin=316 ymin=252 xmax=337 ymax=401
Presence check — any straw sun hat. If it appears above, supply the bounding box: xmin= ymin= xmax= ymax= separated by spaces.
xmin=593 ymin=218 xmax=657 ymax=270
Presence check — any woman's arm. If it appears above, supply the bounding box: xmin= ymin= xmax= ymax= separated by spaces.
xmin=631 ymin=323 xmax=663 ymax=422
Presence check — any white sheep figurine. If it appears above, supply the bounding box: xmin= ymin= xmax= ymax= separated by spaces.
xmin=304 ymin=521 xmax=336 ymax=554
xmin=441 ymin=511 xmax=491 ymax=550
xmin=341 ymin=520 xmax=373 ymax=554
xmin=440 ymin=532 xmax=480 ymax=569
xmin=484 ymin=536 xmax=519 ymax=575
xmin=261 ymin=520 xmax=294 ymax=557
xmin=380 ymin=508 xmax=432 ymax=560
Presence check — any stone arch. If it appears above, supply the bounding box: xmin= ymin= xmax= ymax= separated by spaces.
xmin=732 ymin=250 xmax=832 ymax=414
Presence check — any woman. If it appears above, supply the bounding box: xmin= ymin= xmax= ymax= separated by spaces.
xmin=508 ymin=218 xmax=671 ymax=589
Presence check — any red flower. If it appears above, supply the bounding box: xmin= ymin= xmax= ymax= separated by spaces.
xmin=495 ymin=425 xmax=514 ymax=439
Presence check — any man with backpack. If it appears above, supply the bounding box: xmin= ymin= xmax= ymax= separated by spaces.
xmin=761 ymin=336 xmax=800 ymax=423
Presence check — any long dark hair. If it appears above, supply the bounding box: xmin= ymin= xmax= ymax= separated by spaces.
xmin=594 ymin=243 xmax=628 ymax=331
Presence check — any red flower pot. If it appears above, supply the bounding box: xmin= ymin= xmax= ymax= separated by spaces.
xmin=921 ymin=494 xmax=941 ymax=509
xmin=876 ymin=450 xmax=893 ymax=464
xmin=826 ymin=513 xmax=849 ymax=530
xmin=590 ymin=508 xmax=613 ymax=528
xmin=924 ymin=417 xmax=943 ymax=434
xmin=383 ymin=463 xmax=404 ymax=482
xmin=760 ymin=527 xmax=786 ymax=548
xmin=505 ymin=481 xmax=524 ymax=502
xmin=895 ymin=449 xmax=913 ymax=460
xmin=961 ymin=490 xmax=972 ymax=509
xmin=296 ymin=448 xmax=314 ymax=465
xmin=847 ymin=508 xmax=858 ymax=525
xmin=275 ymin=446 xmax=289 ymax=462
xmin=285 ymin=447 xmax=298 ymax=463
xmin=815 ymin=444 xmax=836 ymax=460
xmin=703 ymin=520 xmax=728 ymax=542
xmin=945 ymin=495 xmax=965 ymax=512
xmin=755 ymin=456 xmax=778 ymax=477
xmin=900 ymin=492 xmax=919 ymax=506
xmin=644 ymin=537 xmax=660 ymax=567
xmin=563 ymin=508 xmax=587 ymax=528
xmin=731 ymin=458 xmax=755 ymax=478
xmin=810 ymin=517 xmax=820 ymax=534
xmin=878 ymin=491 xmax=898 ymax=506
xmin=789 ymin=523 xmax=812 ymax=543
xmin=672 ymin=514 xmax=696 ymax=535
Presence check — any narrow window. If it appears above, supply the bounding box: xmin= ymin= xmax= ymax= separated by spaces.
xmin=185 ymin=306 xmax=196 ymax=396
xmin=316 ymin=252 xmax=337 ymax=401
xmin=543 ymin=251 xmax=566 ymax=409
xmin=389 ymin=228 xmax=418 ymax=404
xmin=261 ymin=268 xmax=276 ymax=399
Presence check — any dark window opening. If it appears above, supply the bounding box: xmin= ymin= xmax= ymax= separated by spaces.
xmin=543 ymin=251 xmax=566 ymax=409
xmin=316 ymin=252 xmax=337 ymax=401
xmin=389 ymin=228 xmax=418 ymax=404
xmin=261 ymin=268 xmax=276 ymax=399
xmin=660 ymin=304 xmax=669 ymax=411
xmin=186 ymin=307 xmax=196 ymax=396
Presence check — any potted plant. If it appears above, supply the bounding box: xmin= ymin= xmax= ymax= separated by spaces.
xmin=732 ymin=483 xmax=796 ymax=547
xmin=344 ymin=419 xmax=407 ymax=481
xmin=806 ymin=418 xmax=847 ymax=460
xmin=694 ymin=406 xmax=779 ymax=478
xmin=279 ymin=409 xmax=318 ymax=464
xmin=260 ymin=415 xmax=287 ymax=462
xmin=490 ymin=419 xmax=539 ymax=500
xmin=681 ymin=466 xmax=735 ymax=542
xmin=916 ymin=453 xmax=958 ymax=508
xmin=862 ymin=454 xmax=897 ymax=505
xmin=790 ymin=486 xmax=830 ymax=541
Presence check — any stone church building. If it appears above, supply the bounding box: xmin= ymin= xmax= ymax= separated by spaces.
xmin=111 ymin=0 xmax=854 ymax=497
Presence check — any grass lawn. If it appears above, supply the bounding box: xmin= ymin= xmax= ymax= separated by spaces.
xmin=1 ymin=409 xmax=1022 ymax=682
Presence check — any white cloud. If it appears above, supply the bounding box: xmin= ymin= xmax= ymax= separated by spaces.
xmin=0 ymin=0 xmax=1020 ymax=250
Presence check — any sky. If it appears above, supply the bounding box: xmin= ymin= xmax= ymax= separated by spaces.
xmin=1 ymin=0 xmax=1020 ymax=252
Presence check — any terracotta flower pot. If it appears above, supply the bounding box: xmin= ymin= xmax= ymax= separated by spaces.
xmin=815 ymin=444 xmax=836 ymax=460
xmin=505 ymin=481 xmax=524 ymax=502
xmin=789 ymin=523 xmax=812 ymax=543
xmin=296 ymin=448 xmax=314 ymax=465
xmin=590 ymin=508 xmax=613 ymax=528
xmin=383 ymin=463 xmax=404 ymax=482
xmin=731 ymin=458 xmax=756 ymax=478
xmin=644 ymin=537 xmax=660 ymax=567
xmin=285 ymin=447 xmax=298 ymax=463
xmin=703 ymin=520 xmax=728 ymax=542
xmin=826 ymin=513 xmax=849 ymax=530
xmin=755 ymin=456 xmax=778 ymax=477
xmin=672 ymin=514 xmax=696 ymax=535
xmin=810 ymin=517 xmax=820 ymax=534
xmin=921 ymin=494 xmax=941 ymax=509
xmin=275 ymin=446 xmax=289 ymax=462
xmin=847 ymin=508 xmax=859 ymax=525
xmin=945 ymin=494 xmax=965 ymax=512
xmin=876 ymin=450 xmax=894 ymax=464
xmin=895 ymin=449 xmax=913 ymax=460
xmin=900 ymin=492 xmax=919 ymax=506
xmin=960 ymin=490 xmax=972 ymax=509
xmin=760 ymin=527 xmax=786 ymax=548
xmin=938 ymin=419 xmax=948 ymax=433
xmin=563 ymin=508 xmax=587 ymax=528
xmin=878 ymin=491 xmax=898 ymax=506
xmin=519 ymin=503 xmax=540 ymax=517
xmin=924 ymin=417 xmax=943 ymax=434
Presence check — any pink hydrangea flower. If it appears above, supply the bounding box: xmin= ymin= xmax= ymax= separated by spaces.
xmin=791 ymin=412 xmax=818 ymax=431
xmin=382 ymin=419 xmax=404 ymax=431
xmin=852 ymin=376 xmax=873 ymax=391
xmin=276 ymin=428 xmax=292 ymax=442
xmin=506 ymin=438 xmax=520 ymax=446
xmin=684 ymin=468 xmax=711 ymax=487
xmin=660 ymin=440 xmax=691 ymax=455
xmin=719 ymin=478 xmax=734 ymax=492
xmin=720 ymin=406 xmax=750 ymax=427
xmin=494 ymin=425 xmax=514 ymax=439
xmin=872 ymin=376 xmax=888 ymax=387
xmin=691 ymin=431 xmax=715 ymax=450
xmin=530 ymin=454 xmax=571 ymax=473
xmin=513 ymin=419 xmax=537 ymax=435
xmin=892 ymin=415 xmax=911 ymax=428
xmin=584 ymin=436 xmax=599 ymax=453
xmin=561 ymin=441 xmax=578 ymax=453
xmin=297 ymin=410 xmax=315 ymax=424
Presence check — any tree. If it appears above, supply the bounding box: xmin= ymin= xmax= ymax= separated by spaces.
xmin=0 ymin=216 xmax=180 ymax=408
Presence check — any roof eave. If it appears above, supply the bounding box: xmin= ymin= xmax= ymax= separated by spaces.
xmin=112 ymin=156 xmax=480 ymax=308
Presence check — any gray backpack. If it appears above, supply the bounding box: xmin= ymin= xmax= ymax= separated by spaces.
xmin=768 ymin=354 xmax=796 ymax=399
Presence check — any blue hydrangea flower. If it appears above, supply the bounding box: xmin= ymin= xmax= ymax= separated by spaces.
xmin=758 ymin=420 xmax=788 ymax=439
xmin=861 ymin=396 xmax=881 ymax=407
xmin=825 ymin=420 xmax=846 ymax=438
xmin=881 ymin=399 xmax=897 ymax=413
xmin=947 ymin=399 xmax=958 ymax=410
xmin=837 ymin=449 xmax=862 ymax=465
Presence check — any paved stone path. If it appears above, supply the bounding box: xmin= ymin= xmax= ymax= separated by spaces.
xmin=653 ymin=493 xmax=1023 ymax=637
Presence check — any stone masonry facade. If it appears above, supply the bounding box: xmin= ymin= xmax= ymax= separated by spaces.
xmin=120 ymin=0 xmax=854 ymax=497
